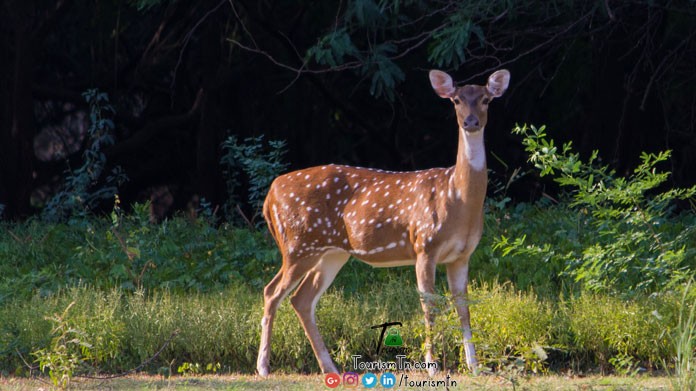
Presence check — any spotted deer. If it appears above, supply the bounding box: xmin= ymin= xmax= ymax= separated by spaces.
xmin=256 ymin=69 xmax=510 ymax=376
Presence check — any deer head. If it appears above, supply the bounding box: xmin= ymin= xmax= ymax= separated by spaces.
xmin=429 ymin=69 xmax=510 ymax=133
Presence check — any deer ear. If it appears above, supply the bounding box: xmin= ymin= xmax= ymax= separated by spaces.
xmin=429 ymin=70 xmax=456 ymax=98
xmin=486 ymin=70 xmax=510 ymax=98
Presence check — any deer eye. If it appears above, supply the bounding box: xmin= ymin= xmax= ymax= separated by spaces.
xmin=481 ymin=97 xmax=490 ymax=105
xmin=453 ymin=97 xmax=461 ymax=105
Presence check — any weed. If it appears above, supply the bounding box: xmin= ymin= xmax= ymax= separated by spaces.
xmin=31 ymin=293 xmax=124 ymax=389
xmin=177 ymin=362 xmax=222 ymax=376
xmin=32 ymin=302 xmax=85 ymax=389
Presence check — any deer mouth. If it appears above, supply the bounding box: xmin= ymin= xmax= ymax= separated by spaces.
xmin=462 ymin=126 xmax=483 ymax=134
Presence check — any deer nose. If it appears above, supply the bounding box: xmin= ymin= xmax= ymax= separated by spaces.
xmin=464 ymin=115 xmax=479 ymax=129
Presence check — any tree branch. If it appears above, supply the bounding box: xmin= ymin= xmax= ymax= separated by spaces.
xmin=105 ymin=88 xmax=203 ymax=161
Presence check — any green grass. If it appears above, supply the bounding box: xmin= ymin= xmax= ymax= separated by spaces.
xmin=0 ymin=281 xmax=690 ymax=378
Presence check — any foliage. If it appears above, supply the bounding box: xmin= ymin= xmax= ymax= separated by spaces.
xmin=177 ymin=361 xmax=221 ymax=376
xmin=220 ymin=135 xmax=289 ymax=226
xmin=564 ymin=293 xmax=671 ymax=371
xmin=1 ymin=282 xmax=691 ymax=377
xmin=428 ymin=12 xmax=484 ymax=68
xmin=0 ymin=208 xmax=278 ymax=305
xmin=41 ymin=89 xmax=127 ymax=223
xmin=497 ymin=124 xmax=696 ymax=295
xmin=364 ymin=42 xmax=405 ymax=101
xmin=32 ymin=302 xmax=87 ymax=389
xmin=478 ymin=200 xmax=587 ymax=297
xmin=303 ymin=0 xmax=411 ymax=100
xmin=305 ymin=27 xmax=360 ymax=68
xmin=29 ymin=290 xmax=125 ymax=389
xmin=405 ymin=282 xmax=553 ymax=375
xmin=300 ymin=0 xmax=489 ymax=99
xmin=298 ymin=0 xmax=646 ymax=102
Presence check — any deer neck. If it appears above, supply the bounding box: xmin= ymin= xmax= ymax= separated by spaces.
xmin=451 ymin=127 xmax=487 ymax=204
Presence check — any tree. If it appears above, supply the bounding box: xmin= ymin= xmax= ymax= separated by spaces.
xmin=0 ymin=0 xmax=693 ymax=218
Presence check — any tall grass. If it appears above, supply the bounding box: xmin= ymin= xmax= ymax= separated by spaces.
xmin=669 ymin=281 xmax=696 ymax=390
xmin=0 ymin=282 xmax=688 ymax=376
xmin=564 ymin=293 xmax=672 ymax=373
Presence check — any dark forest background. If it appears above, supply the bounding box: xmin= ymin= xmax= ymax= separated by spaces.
xmin=1 ymin=0 xmax=694 ymax=220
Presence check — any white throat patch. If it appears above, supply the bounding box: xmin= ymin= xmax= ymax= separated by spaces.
xmin=461 ymin=128 xmax=486 ymax=171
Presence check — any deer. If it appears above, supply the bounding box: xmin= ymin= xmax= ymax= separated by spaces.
xmin=256 ymin=69 xmax=510 ymax=377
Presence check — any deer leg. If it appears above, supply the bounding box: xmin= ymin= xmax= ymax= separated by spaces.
xmin=415 ymin=254 xmax=438 ymax=376
xmin=290 ymin=251 xmax=349 ymax=374
xmin=257 ymin=259 xmax=318 ymax=376
xmin=446 ymin=258 xmax=479 ymax=373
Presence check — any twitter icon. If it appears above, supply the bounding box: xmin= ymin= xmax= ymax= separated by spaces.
xmin=361 ymin=372 xmax=377 ymax=388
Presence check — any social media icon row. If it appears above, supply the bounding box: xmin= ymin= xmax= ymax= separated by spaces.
xmin=324 ymin=372 xmax=396 ymax=388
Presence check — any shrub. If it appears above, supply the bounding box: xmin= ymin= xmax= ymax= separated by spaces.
xmin=499 ymin=124 xmax=696 ymax=295
xmin=0 ymin=209 xmax=280 ymax=305
xmin=42 ymin=89 xmax=127 ymax=223
xmin=476 ymin=201 xmax=589 ymax=297
xmin=220 ymin=135 xmax=288 ymax=226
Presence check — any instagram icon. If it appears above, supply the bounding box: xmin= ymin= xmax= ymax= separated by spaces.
xmin=342 ymin=372 xmax=359 ymax=388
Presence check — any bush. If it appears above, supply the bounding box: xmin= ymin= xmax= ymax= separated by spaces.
xmin=489 ymin=124 xmax=696 ymax=295
xmin=42 ymin=89 xmax=127 ymax=223
xmin=220 ymin=135 xmax=288 ymax=226
xmin=474 ymin=201 xmax=589 ymax=297
xmin=0 ymin=208 xmax=279 ymax=305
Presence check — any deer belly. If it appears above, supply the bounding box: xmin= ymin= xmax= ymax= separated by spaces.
xmin=357 ymin=258 xmax=417 ymax=268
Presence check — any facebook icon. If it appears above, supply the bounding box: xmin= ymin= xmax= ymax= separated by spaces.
xmin=380 ymin=372 xmax=396 ymax=388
